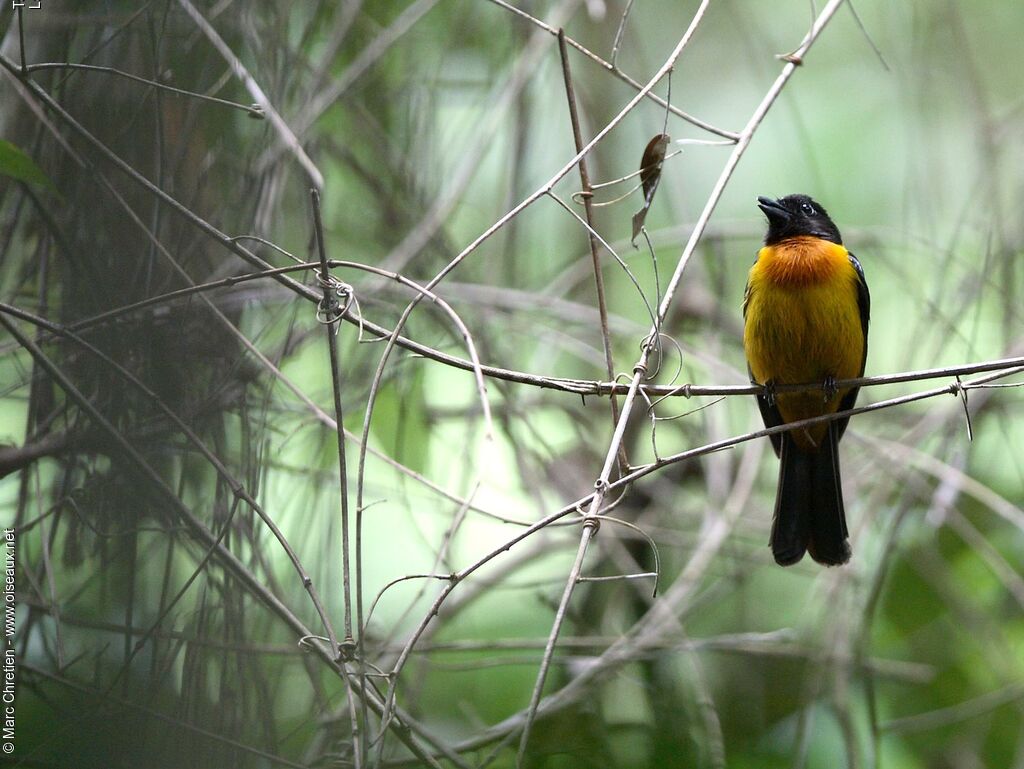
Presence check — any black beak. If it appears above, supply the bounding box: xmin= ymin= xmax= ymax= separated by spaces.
xmin=757 ymin=196 xmax=790 ymax=225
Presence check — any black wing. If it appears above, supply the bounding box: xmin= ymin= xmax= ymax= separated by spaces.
xmin=835 ymin=251 xmax=870 ymax=440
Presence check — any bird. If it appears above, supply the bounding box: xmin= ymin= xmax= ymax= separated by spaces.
xmin=742 ymin=194 xmax=870 ymax=566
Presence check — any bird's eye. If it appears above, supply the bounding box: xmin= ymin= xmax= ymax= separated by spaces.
xmin=801 ymin=202 xmax=815 ymax=215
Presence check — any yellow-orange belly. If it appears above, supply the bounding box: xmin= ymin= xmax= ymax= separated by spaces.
xmin=743 ymin=238 xmax=864 ymax=450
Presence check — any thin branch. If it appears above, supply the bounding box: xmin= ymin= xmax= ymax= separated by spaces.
xmin=486 ymin=0 xmax=738 ymax=140
xmin=255 ymin=0 xmax=444 ymax=172
xmin=376 ymin=0 xmax=582 ymax=275
xmin=516 ymin=523 xmax=596 ymax=765
xmin=557 ymin=28 xmax=624 ymax=470
xmin=311 ymin=188 xmax=354 ymax=653
xmin=175 ymin=0 xmax=324 ymax=188
xmin=24 ymin=62 xmax=264 ymax=116
xmin=882 ymin=682 xmax=1024 ymax=734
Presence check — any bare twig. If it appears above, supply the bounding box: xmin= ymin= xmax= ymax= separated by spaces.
xmin=557 ymin=28 xmax=625 ymax=470
xmin=486 ymin=0 xmax=738 ymax=140
xmin=882 ymin=682 xmax=1024 ymax=734
xmin=175 ymin=0 xmax=324 ymax=188
xmin=24 ymin=62 xmax=264 ymax=116
xmin=311 ymin=189 xmax=355 ymax=653
xmin=255 ymin=0 xmax=444 ymax=172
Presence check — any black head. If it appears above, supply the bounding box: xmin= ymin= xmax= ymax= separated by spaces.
xmin=757 ymin=194 xmax=842 ymax=246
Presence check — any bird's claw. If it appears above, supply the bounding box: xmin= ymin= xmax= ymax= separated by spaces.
xmin=822 ymin=375 xmax=838 ymax=403
xmin=763 ymin=380 xmax=777 ymax=407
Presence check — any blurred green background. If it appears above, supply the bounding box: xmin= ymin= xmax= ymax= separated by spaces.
xmin=1 ymin=1 xmax=1022 ymax=767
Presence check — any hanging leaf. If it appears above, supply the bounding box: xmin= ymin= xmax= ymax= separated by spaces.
xmin=639 ymin=133 xmax=670 ymax=204
xmin=631 ymin=133 xmax=670 ymax=245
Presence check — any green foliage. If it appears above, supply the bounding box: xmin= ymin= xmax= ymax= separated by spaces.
xmin=0 ymin=138 xmax=55 ymax=192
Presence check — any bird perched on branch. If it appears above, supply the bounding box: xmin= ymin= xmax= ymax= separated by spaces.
xmin=742 ymin=194 xmax=870 ymax=566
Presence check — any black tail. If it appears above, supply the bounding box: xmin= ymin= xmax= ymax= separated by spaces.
xmin=770 ymin=425 xmax=851 ymax=566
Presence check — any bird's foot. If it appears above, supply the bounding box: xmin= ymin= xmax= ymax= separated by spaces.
xmin=822 ymin=375 xmax=838 ymax=403
xmin=763 ymin=379 xmax=777 ymax=407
